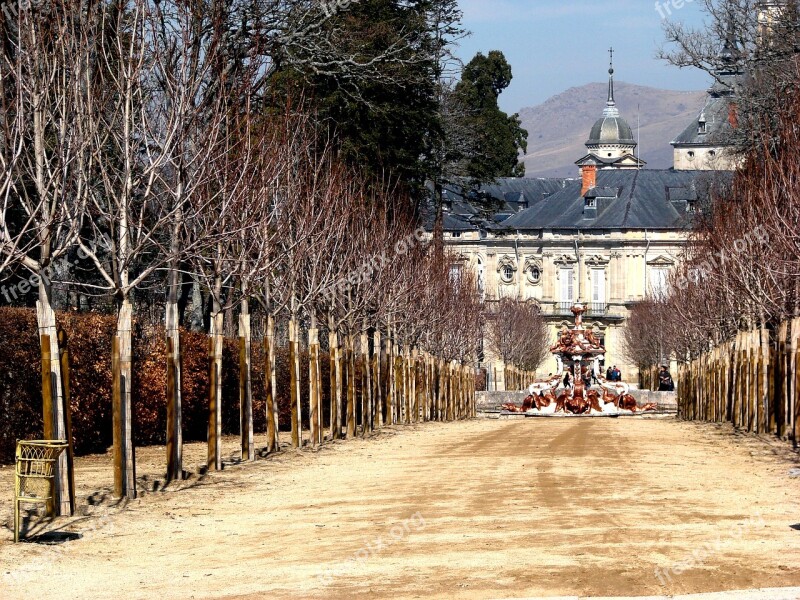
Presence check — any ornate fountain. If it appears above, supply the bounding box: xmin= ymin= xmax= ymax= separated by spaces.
xmin=501 ymin=303 xmax=657 ymax=415
xmin=549 ymin=303 xmax=606 ymax=384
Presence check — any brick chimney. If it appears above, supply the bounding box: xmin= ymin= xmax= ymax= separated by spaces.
xmin=581 ymin=165 xmax=597 ymax=196
xmin=728 ymin=102 xmax=739 ymax=129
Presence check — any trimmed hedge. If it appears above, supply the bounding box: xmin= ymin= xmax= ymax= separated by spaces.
xmin=0 ymin=308 xmax=329 ymax=464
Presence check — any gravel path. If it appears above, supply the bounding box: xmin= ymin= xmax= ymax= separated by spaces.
xmin=1 ymin=418 xmax=798 ymax=600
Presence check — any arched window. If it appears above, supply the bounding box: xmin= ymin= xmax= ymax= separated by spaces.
xmin=500 ymin=264 xmax=515 ymax=284
xmin=527 ymin=266 xmax=541 ymax=284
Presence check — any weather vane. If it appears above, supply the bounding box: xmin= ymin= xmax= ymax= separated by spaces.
xmin=609 ymin=47 xmax=614 ymax=74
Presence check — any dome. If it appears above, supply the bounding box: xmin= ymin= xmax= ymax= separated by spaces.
xmin=587 ymin=115 xmax=635 ymax=146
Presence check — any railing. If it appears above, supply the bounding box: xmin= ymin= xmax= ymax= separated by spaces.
xmin=556 ymin=302 xmax=575 ymax=316
xmin=553 ymin=302 xmax=608 ymax=317
xmin=587 ymin=303 xmax=608 ymax=317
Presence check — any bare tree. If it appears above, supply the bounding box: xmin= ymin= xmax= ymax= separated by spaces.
xmin=0 ymin=0 xmax=104 ymax=513
xmin=486 ymin=297 xmax=549 ymax=373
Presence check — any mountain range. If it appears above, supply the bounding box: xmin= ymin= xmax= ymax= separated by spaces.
xmin=518 ymin=82 xmax=707 ymax=178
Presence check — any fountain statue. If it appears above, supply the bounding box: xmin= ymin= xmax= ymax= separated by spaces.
xmin=502 ymin=303 xmax=657 ymax=415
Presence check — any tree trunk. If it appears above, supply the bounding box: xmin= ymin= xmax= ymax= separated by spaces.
xmin=309 ymin=327 xmax=320 ymax=447
xmin=265 ymin=315 xmax=279 ymax=453
xmin=113 ymin=300 xmax=136 ymax=498
xmin=329 ymin=327 xmax=340 ymax=440
xmin=165 ymin=300 xmax=182 ymax=482
xmin=346 ymin=334 xmax=356 ymax=437
xmin=386 ymin=333 xmax=394 ymax=425
xmin=239 ymin=306 xmax=254 ymax=461
xmin=374 ymin=330 xmax=383 ymax=428
xmin=208 ymin=311 xmax=223 ymax=471
xmin=36 ymin=293 xmax=71 ymax=514
xmin=403 ymin=346 xmax=411 ymax=425
xmin=361 ymin=331 xmax=371 ymax=436
xmin=289 ymin=317 xmax=301 ymax=448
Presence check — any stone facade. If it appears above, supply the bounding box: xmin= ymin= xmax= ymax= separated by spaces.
xmin=436 ymin=55 xmax=717 ymax=388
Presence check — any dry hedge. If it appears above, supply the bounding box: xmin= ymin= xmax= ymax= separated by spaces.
xmin=0 ymin=308 xmax=329 ymax=464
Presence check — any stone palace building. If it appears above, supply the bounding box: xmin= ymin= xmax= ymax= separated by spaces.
xmin=436 ymin=53 xmax=737 ymax=388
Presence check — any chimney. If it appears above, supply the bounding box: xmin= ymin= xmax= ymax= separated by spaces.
xmin=581 ymin=165 xmax=597 ymax=196
xmin=728 ymin=102 xmax=739 ymax=129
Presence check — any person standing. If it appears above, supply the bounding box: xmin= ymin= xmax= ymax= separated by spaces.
xmin=658 ymin=365 xmax=675 ymax=392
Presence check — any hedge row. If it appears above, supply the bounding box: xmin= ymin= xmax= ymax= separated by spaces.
xmin=0 ymin=308 xmax=329 ymax=464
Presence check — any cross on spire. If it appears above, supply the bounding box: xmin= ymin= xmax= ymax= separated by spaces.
xmin=605 ymin=46 xmax=619 ymax=117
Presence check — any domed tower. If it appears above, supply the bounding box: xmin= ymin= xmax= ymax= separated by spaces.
xmin=576 ymin=49 xmax=645 ymax=174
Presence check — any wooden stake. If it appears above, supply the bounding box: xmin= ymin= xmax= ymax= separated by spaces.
xmin=265 ymin=317 xmax=278 ymax=453
xmin=57 ymin=330 xmax=75 ymax=513
xmin=166 ymin=337 xmax=178 ymax=481
xmin=289 ymin=319 xmax=300 ymax=448
xmin=112 ymin=336 xmax=124 ymax=498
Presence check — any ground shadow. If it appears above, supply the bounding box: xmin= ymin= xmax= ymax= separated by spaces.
xmin=791 ymin=523 xmax=800 ymax=531
xmin=24 ymin=531 xmax=82 ymax=545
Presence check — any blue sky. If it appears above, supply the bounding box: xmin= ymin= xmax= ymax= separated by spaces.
xmin=455 ymin=0 xmax=711 ymax=113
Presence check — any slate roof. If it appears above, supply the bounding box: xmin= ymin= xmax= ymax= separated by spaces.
xmin=672 ymin=73 xmax=741 ymax=147
xmin=429 ymin=170 xmax=731 ymax=233
xmin=498 ymin=170 xmax=702 ymax=231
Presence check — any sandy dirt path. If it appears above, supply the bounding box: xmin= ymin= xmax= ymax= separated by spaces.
xmin=1 ymin=418 xmax=799 ymax=600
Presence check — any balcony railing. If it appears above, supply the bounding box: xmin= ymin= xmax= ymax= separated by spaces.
xmin=554 ymin=302 xmax=608 ymax=317
xmin=587 ymin=302 xmax=608 ymax=317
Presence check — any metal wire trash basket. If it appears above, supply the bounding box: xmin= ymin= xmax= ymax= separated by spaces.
xmin=14 ymin=440 xmax=69 ymax=543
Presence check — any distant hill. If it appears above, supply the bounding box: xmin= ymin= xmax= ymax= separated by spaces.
xmin=518 ymin=82 xmax=707 ymax=178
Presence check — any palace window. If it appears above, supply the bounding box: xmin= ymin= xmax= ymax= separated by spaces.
xmin=649 ymin=268 xmax=669 ymax=296
xmin=527 ymin=266 xmax=541 ymax=285
xmin=500 ymin=264 xmax=515 ymax=284
xmin=591 ymin=269 xmax=606 ymax=304
xmin=560 ymin=267 xmax=574 ymax=303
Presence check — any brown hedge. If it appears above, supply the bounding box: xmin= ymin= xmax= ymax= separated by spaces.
xmin=0 ymin=308 xmax=330 ymax=464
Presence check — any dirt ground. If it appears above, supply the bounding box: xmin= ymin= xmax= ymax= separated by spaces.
xmin=1 ymin=417 xmax=799 ymax=600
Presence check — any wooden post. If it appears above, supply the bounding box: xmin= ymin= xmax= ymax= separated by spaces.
xmin=114 ymin=300 xmax=137 ymax=499
xmin=795 ymin=347 xmax=800 ymax=448
xmin=289 ymin=318 xmax=300 ymax=448
xmin=335 ymin=332 xmax=344 ymax=438
xmin=345 ymin=335 xmax=355 ymax=437
xmin=165 ymin=302 xmax=183 ymax=481
xmin=41 ymin=335 xmax=55 ymax=516
xmin=329 ymin=330 xmax=340 ymax=440
xmin=374 ymin=330 xmax=383 ymax=428
xmin=112 ymin=336 xmax=128 ymax=497
xmin=313 ymin=330 xmax=323 ymax=445
xmin=411 ymin=349 xmax=419 ymax=423
xmin=265 ymin=316 xmax=278 ymax=453
xmin=264 ymin=335 xmax=276 ymax=453
xmin=42 ymin=335 xmax=54 ymax=440
xmin=239 ymin=331 xmax=254 ymax=461
xmin=37 ymin=302 xmax=70 ymax=515
xmin=363 ymin=331 xmax=372 ymax=435
xmin=309 ymin=328 xmax=320 ymax=447
xmin=394 ymin=353 xmax=403 ymax=425
xmin=385 ymin=334 xmax=393 ymax=426
xmin=208 ymin=311 xmax=223 ymax=470
xmin=57 ymin=330 xmax=75 ymax=513
xmin=207 ymin=336 xmax=220 ymax=470
xmin=166 ymin=337 xmax=179 ymax=481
